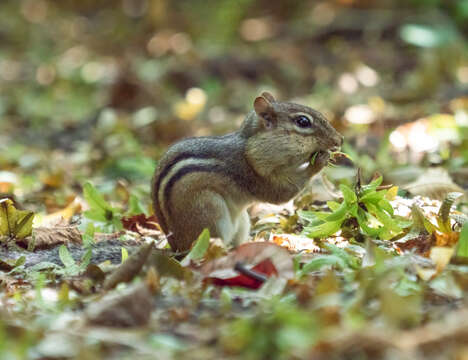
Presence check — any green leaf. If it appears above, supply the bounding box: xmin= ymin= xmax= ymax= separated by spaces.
xmin=340 ymin=184 xmax=357 ymax=204
xmin=393 ymin=216 xmax=413 ymax=229
xmin=59 ymin=245 xmax=76 ymax=269
xmin=368 ymin=203 xmax=402 ymax=234
xmin=121 ymin=247 xmax=129 ymax=263
xmin=185 ymin=228 xmax=210 ymax=261
xmin=359 ymin=176 xmax=383 ymax=196
xmin=82 ymin=223 xmax=96 ymax=247
xmin=323 ymin=243 xmax=360 ymax=269
xmin=356 ymin=207 xmax=380 ymax=237
xmin=369 ymin=175 xmax=383 ymax=187
xmin=309 ymin=152 xmax=318 ymax=166
xmin=298 ymin=211 xmax=326 ymax=225
xmin=14 ymin=256 xmax=26 ymax=268
xmin=80 ymin=248 xmax=92 ymax=271
xmin=313 ymin=212 xmax=335 ymax=221
xmin=360 ymin=190 xmax=385 ymax=204
xmin=348 ymin=203 xmax=358 ymax=218
xmin=326 ymin=201 xmax=341 ymax=211
xmin=456 ymin=223 xmax=468 ymax=258
xmin=325 ymin=201 xmax=348 ymax=222
xmin=83 ymin=210 xmax=108 ymax=222
xmin=305 ymin=219 xmax=343 ymax=238
xmin=83 ymin=182 xmax=113 ymax=212
xmin=378 ymin=199 xmax=394 ymax=216
xmin=300 ymin=255 xmax=346 ymax=276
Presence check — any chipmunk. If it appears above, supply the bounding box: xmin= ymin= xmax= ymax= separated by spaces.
xmin=152 ymin=92 xmax=343 ymax=251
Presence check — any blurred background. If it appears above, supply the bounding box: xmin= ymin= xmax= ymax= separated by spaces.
xmin=0 ymin=0 xmax=467 ymax=211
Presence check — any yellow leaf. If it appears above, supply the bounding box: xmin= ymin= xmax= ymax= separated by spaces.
xmin=385 ymin=186 xmax=398 ymax=201
xmin=14 ymin=211 xmax=34 ymax=239
xmin=430 ymin=246 xmax=454 ymax=273
xmin=0 ymin=198 xmax=34 ymax=239
xmin=0 ymin=199 xmax=17 ymax=236
xmin=40 ymin=197 xmax=81 ymax=226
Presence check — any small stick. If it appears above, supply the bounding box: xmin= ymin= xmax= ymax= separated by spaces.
xmin=234 ymin=262 xmax=268 ymax=283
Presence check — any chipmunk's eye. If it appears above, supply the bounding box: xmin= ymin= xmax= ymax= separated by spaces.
xmin=293 ymin=115 xmax=312 ymax=128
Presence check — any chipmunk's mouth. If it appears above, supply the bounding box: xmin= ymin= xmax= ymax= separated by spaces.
xmin=309 ymin=150 xmax=330 ymax=166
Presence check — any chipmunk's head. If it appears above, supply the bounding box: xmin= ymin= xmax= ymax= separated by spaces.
xmin=252 ymin=92 xmax=342 ymax=151
xmin=243 ymin=92 xmax=343 ymax=176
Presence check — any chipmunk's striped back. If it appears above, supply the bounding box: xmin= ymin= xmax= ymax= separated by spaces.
xmin=151 ymin=133 xmax=254 ymax=250
xmin=153 ymin=152 xmax=224 ymax=233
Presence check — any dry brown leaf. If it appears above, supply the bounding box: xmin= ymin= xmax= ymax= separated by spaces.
xmin=86 ymin=282 xmax=154 ymax=327
xmin=103 ymin=242 xmax=153 ymax=290
xmin=404 ymin=168 xmax=465 ymax=200
xmin=27 ymin=225 xmax=82 ymax=249
xmin=270 ymin=233 xmax=320 ymax=253
xmin=94 ymin=231 xmax=126 ymax=243
xmin=395 ymin=233 xmax=434 ymax=256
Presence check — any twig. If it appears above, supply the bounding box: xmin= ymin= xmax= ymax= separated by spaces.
xmin=234 ymin=262 xmax=268 ymax=283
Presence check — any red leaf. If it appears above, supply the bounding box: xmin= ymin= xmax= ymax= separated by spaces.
xmin=207 ymin=258 xmax=278 ymax=289
xmin=199 ymin=242 xmax=294 ymax=290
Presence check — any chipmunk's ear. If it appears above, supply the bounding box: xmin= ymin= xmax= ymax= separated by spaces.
xmin=254 ymin=94 xmax=275 ymax=129
xmin=261 ymin=91 xmax=276 ymax=103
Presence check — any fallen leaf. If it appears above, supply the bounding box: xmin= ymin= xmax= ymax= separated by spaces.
xmin=270 ymin=233 xmax=320 ymax=253
xmin=0 ymin=198 xmax=34 ymax=239
xmin=430 ymin=246 xmax=454 ymax=273
xmin=199 ymin=242 xmax=294 ymax=289
xmin=121 ymin=214 xmax=160 ymax=234
xmin=86 ymin=282 xmax=154 ymax=327
xmin=146 ymin=250 xmax=192 ymax=280
xmin=404 ymin=168 xmax=464 ymax=200
xmin=41 ymin=197 xmax=82 ymax=225
xmin=207 ymin=258 xmax=277 ymax=289
xmin=103 ymin=242 xmax=153 ymax=290
xmin=25 ymin=225 xmax=82 ymax=249
xmin=182 ymin=228 xmax=210 ymax=264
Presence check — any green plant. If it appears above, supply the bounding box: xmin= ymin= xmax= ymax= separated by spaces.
xmin=301 ymin=176 xmax=411 ymax=240
xmin=83 ymin=182 xmax=122 ymax=231
xmin=57 ymin=245 xmax=92 ymax=277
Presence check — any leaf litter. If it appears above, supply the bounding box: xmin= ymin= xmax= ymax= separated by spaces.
xmin=1 ymin=2 xmax=468 ymax=358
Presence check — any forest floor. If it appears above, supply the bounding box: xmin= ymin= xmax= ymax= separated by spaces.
xmin=0 ymin=1 xmax=467 ymax=359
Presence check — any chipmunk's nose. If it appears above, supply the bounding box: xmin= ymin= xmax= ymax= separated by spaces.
xmin=331 ymin=134 xmax=344 ymax=150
